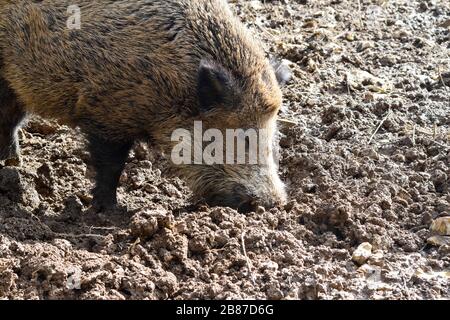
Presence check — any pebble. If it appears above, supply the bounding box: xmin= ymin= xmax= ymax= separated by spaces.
xmin=346 ymin=68 xmax=390 ymax=92
xmin=352 ymin=242 xmax=373 ymax=265
xmin=345 ymin=32 xmax=355 ymax=41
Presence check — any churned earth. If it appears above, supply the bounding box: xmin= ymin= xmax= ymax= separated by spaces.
xmin=0 ymin=0 xmax=449 ymax=299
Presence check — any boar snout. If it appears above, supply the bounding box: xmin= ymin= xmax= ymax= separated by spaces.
xmin=187 ymin=165 xmax=287 ymax=213
xmin=205 ymin=187 xmax=282 ymax=213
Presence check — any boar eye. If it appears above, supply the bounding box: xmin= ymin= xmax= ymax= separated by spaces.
xmin=197 ymin=59 xmax=235 ymax=112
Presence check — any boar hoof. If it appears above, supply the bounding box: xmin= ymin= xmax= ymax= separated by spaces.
xmin=91 ymin=191 xmax=117 ymax=212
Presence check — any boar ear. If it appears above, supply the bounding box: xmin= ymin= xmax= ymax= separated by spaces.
xmin=197 ymin=60 xmax=234 ymax=111
xmin=271 ymin=58 xmax=292 ymax=86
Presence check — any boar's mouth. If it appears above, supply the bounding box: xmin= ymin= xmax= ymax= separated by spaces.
xmin=175 ymin=165 xmax=285 ymax=213
xmin=203 ymin=188 xmax=259 ymax=213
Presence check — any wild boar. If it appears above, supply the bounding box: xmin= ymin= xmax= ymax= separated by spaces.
xmin=0 ymin=0 xmax=291 ymax=212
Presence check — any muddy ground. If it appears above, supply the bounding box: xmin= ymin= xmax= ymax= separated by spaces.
xmin=0 ymin=0 xmax=449 ymax=300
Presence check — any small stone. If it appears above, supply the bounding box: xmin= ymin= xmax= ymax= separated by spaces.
xmin=302 ymin=183 xmax=317 ymax=193
xmin=346 ymin=68 xmax=391 ymax=92
xmin=345 ymin=32 xmax=355 ymax=41
xmin=306 ymin=58 xmax=317 ymax=72
xmin=368 ymin=250 xmax=384 ymax=266
xmin=430 ymin=217 xmax=450 ymax=236
xmin=352 ymin=242 xmax=373 ymax=265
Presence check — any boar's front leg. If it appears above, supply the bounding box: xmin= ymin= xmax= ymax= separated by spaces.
xmin=87 ymin=134 xmax=133 ymax=211
xmin=0 ymin=77 xmax=25 ymax=162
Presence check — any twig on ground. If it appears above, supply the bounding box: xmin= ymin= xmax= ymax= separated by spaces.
xmin=241 ymin=231 xmax=256 ymax=285
xmin=433 ymin=123 xmax=437 ymax=140
xmin=357 ymin=0 xmax=363 ymax=28
xmin=89 ymin=226 xmax=118 ymax=231
xmin=368 ymin=109 xmax=391 ymax=144
xmin=402 ymin=275 xmax=412 ymax=300
xmin=430 ymin=139 xmax=450 ymax=150
xmin=437 ymin=66 xmax=449 ymax=106
xmin=277 ymin=118 xmax=299 ymax=126
xmin=345 ymin=73 xmax=352 ymax=96
xmin=405 ymin=123 xmax=450 ymax=150
xmin=437 ymin=66 xmax=448 ymax=92
xmin=54 ymin=232 xmax=106 ymax=240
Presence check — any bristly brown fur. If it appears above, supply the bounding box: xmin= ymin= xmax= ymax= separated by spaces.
xmin=0 ymin=0 xmax=287 ymax=211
